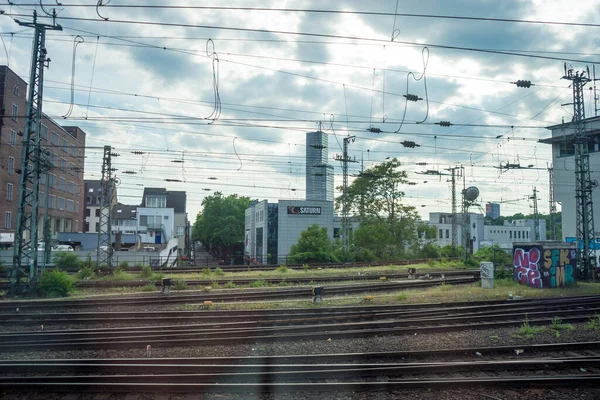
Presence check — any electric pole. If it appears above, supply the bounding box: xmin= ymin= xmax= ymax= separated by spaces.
xmin=97 ymin=146 xmax=117 ymax=272
xmin=548 ymin=164 xmax=557 ymax=241
xmin=529 ymin=187 xmax=540 ymax=241
xmin=335 ymin=136 xmax=357 ymax=253
xmin=10 ymin=11 xmax=62 ymax=294
xmin=562 ymin=66 xmax=598 ymax=280
xmin=445 ymin=166 xmax=463 ymax=252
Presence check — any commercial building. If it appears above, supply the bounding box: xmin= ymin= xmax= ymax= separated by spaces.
xmin=485 ymin=202 xmax=501 ymax=219
xmin=306 ymin=131 xmax=334 ymax=201
xmin=541 ymin=116 xmax=600 ymax=242
xmin=83 ymin=179 xmax=117 ymax=233
xmin=0 ymin=66 xmax=86 ymax=241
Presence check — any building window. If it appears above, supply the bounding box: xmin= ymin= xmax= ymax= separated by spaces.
xmin=9 ymin=130 xmax=16 ymax=146
xmin=164 ymin=215 xmax=169 ymax=220
xmin=439 ymin=229 xmax=443 ymax=239
xmin=445 ymin=229 xmax=449 ymax=239
xmin=11 ymin=104 xmax=18 ymax=121
xmin=51 ymin=131 xmax=59 ymax=145
xmin=58 ymin=197 xmax=65 ymax=210
xmin=58 ymin=177 xmax=66 ymax=191
xmin=13 ymin=85 xmax=19 ymax=95
xmin=75 ymin=202 xmax=79 ymax=213
xmin=8 ymin=157 xmax=14 ymax=175
xmin=61 ymin=138 xmax=68 ymax=153
xmin=40 ymin=124 xmax=48 ymax=140
xmin=67 ymin=181 xmax=74 ymax=194
xmin=66 ymin=199 xmax=74 ymax=212
xmin=4 ymin=211 xmax=11 ymax=228
xmin=39 ymin=192 xmax=45 ymax=208
xmin=145 ymin=196 xmax=166 ymax=208
xmin=509 ymin=231 xmax=512 ymax=239
xmin=69 ymin=162 xmax=75 ymax=175
xmin=86 ymin=208 xmax=91 ymax=217
xmin=6 ymin=183 xmax=13 ymax=201
xmin=74 ymin=220 xmax=79 ymax=232
xmin=95 ymin=222 xmax=99 ymax=232
xmin=49 ymin=174 xmax=57 ymax=188
xmin=85 ymin=222 xmax=89 ymax=231
xmin=48 ymin=195 xmax=56 ymax=209
xmin=95 ymin=208 xmax=100 ymax=217
xmin=176 ymin=226 xmax=185 ymax=236
xmin=558 ymin=141 xmax=575 ymax=158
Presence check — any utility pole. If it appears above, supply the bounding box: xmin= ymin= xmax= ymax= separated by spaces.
xmin=97 ymin=146 xmax=117 ymax=272
xmin=335 ymin=136 xmax=357 ymax=253
xmin=461 ymin=171 xmax=469 ymax=261
xmin=548 ymin=164 xmax=557 ymax=241
xmin=562 ymin=65 xmax=598 ymax=280
xmin=445 ymin=166 xmax=462 ymax=252
xmin=529 ymin=187 xmax=540 ymax=241
xmin=10 ymin=11 xmax=62 ymax=294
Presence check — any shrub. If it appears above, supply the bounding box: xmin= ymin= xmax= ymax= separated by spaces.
xmin=302 ymin=264 xmax=310 ymax=272
xmin=225 ymin=281 xmax=236 ymax=289
xmin=202 ymin=268 xmax=211 ymax=275
xmin=138 ymin=265 xmax=153 ymax=279
xmin=276 ymin=265 xmax=289 ymax=273
xmin=53 ymin=252 xmax=81 ymax=270
xmin=210 ymin=281 xmax=220 ymax=289
xmin=173 ymin=279 xmax=188 ymax=290
xmin=38 ymin=270 xmax=74 ymax=297
xmin=586 ymin=314 xmax=600 ymax=331
xmin=81 ymin=253 xmax=93 ymax=268
xmin=214 ymin=267 xmax=224 ymax=276
xmin=119 ymin=261 xmax=129 ymax=269
xmin=76 ymin=266 xmax=96 ymax=280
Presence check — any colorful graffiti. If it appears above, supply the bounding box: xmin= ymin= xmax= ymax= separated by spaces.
xmin=513 ymin=246 xmax=542 ymax=288
xmin=542 ymin=248 xmax=576 ymax=288
xmin=513 ymin=245 xmax=576 ymax=288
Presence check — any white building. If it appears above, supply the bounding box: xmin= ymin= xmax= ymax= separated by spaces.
xmin=426 ymin=212 xmax=544 ymax=252
xmin=541 ymin=116 xmax=600 ymax=242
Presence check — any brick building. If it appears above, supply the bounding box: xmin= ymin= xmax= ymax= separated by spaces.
xmin=0 ymin=66 xmax=86 ymax=241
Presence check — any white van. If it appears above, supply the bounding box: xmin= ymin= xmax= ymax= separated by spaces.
xmin=53 ymin=245 xmax=74 ymax=252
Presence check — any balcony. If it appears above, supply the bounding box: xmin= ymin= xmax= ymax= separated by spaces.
xmin=146 ymin=221 xmax=164 ymax=230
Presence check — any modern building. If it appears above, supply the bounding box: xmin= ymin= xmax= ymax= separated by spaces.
xmin=0 ymin=66 xmax=86 ymax=241
xmin=306 ymin=131 xmax=334 ymax=201
xmin=140 ymin=188 xmax=188 ymax=255
xmin=541 ymin=116 xmax=600 ymax=242
xmin=485 ymin=202 xmax=501 ymax=219
xmin=245 ymin=199 xmax=335 ymax=264
xmin=426 ymin=212 xmax=546 ymax=251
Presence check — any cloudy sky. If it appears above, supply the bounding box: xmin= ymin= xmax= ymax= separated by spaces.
xmin=1 ymin=0 xmax=599 ymax=220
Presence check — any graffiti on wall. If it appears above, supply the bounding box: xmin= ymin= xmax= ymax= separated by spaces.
xmin=513 ymin=245 xmax=576 ymax=288
xmin=513 ymin=246 xmax=542 ymax=288
xmin=542 ymin=248 xmax=576 ymax=288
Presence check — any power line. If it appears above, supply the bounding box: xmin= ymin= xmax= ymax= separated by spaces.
xmin=7 ymin=4 xmax=600 ymax=29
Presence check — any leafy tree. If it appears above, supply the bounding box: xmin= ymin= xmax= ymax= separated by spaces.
xmin=192 ymin=192 xmax=251 ymax=260
xmin=336 ymin=158 xmax=424 ymax=260
xmin=473 ymin=244 xmax=512 ymax=266
xmin=288 ymin=224 xmax=337 ymax=263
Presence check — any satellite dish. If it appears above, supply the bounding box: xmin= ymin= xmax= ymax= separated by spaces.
xmin=464 ymin=186 xmax=480 ymax=202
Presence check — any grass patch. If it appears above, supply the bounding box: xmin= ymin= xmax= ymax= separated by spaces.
xmin=75 ymin=266 xmax=96 ymax=280
xmin=214 ymin=267 xmax=224 ymax=276
xmin=138 ymin=265 xmax=153 ymax=279
xmin=489 ymin=335 xmax=500 ymax=341
xmin=172 ymin=279 xmax=188 ymax=290
xmin=513 ymin=316 xmax=546 ymax=339
xmin=249 ymin=279 xmax=267 ymax=288
xmin=225 ymin=281 xmax=236 ymax=289
xmin=210 ymin=281 xmax=220 ymax=289
xmin=276 ymin=265 xmax=290 ymax=273
xmin=396 ymin=293 xmax=408 ymax=301
xmin=140 ymin=283 xmax=156 ymax=292
xmin=586 ymin=314 xmax=600 ymax=331
xmin=107 ymin=270 xmax=138 ymax=281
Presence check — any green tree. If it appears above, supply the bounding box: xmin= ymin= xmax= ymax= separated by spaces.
xmin=192 ymin=192 xmax=251 ymax=260
xmin=288 ymin=224 xmax=337 ymax=263
xmin=336 ymin=158 xmax=423 ymax=259
xmin=473 ymin=244 xmax=512 ymax=266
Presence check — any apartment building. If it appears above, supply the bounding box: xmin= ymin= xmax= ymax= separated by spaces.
xmin=0 ymin=66 xmax=86 ymax=240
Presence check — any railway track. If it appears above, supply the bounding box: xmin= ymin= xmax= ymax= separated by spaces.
xmin=0 ymin=275 xmax=478 ymax=311
xmin=1 ymin=342 xmax=600 ymax=393
xmin=1 ymin=295 xmax=599 ymax=351
xmin=0 ymin=269 xmax=475 ymax=290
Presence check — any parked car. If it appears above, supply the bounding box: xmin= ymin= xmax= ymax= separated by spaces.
xmin=53 ymin=245 xmax=74 ymax=252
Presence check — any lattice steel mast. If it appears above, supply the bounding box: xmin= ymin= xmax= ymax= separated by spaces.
xmin=446 ymin=166 xmax=462 ymax=251
xmin=548 ymin=164 xmax=557 ymax=241
xmin=529 ymin=187 xmax=540 ymax=241
xmin=335 ymin=136 xmax=356 ymax=252
xmin=563 ymin=66 xmax=597 ymax=279
xmin=97 ymin=146 xmax=116 ymax=272
xmin=10 ymin=11 xmax=61 ymax=293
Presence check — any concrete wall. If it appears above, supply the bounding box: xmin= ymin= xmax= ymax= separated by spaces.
xmin=513 ymin=242 xmax=576 ymax=288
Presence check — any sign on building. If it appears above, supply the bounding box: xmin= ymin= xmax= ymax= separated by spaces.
xmin=287 ymin=206 xmax=321 ymax=215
